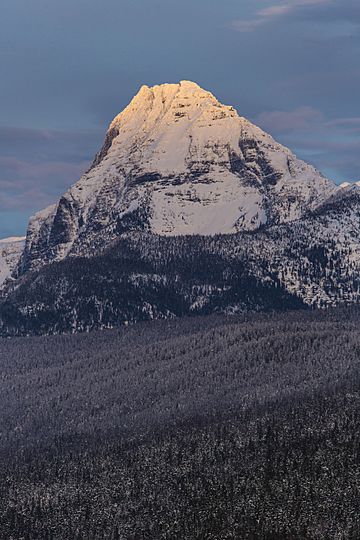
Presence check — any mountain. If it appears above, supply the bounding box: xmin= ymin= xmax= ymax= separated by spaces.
xmin=2 ymin=81 xmax=360 ymax=336
xmin=0 ymin=237 xmax=25 ymax=287
xmin=18 ymin=81 xmax=335 ymax=274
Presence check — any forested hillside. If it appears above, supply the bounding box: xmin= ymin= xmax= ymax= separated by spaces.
xmin=3 ymin=190 xmax=360 ymax=338
xmin=1 ymin=309 xmax=360 ymax=538
xmin=0 ymin=233 xmax=306 ymax=336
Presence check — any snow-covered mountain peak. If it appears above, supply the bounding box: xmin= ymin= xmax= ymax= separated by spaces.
xmin=19 ymin=81 xmax=338 ymax=273
xmin=107 ymin=80 xmax=238 ymax=158
xmin=112 ymin=80 xmax=221 ymax=120
xmin=89 ymin=80 xmax=332 ymax=193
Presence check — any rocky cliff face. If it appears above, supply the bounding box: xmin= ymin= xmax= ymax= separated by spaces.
xmin=0 ymin=237 xmax=25 ymax=287
xmin=19 ymin=81 xmax=336 ymax=274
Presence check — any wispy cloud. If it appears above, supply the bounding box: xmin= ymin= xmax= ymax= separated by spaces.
xmin=255 ymin=106 xmax=324 ymax=132
xmin=255 ymin=107 xmax=360 ymax=136
xmin=0 ymin=157 xmax=89 ymax=212
xmin=0 ymin=125 xmax=101 ymax=221
xmin=326 ymin=117 xmax=360 ymax=129
xmin=232 ymin=0 xmax=334 ymax=32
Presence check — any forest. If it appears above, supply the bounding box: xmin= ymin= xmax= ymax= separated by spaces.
xmin=1 ymin=307 xmax=360 ymax=538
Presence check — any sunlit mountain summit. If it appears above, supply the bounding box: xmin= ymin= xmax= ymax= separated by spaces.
xmin=19 ymin=81 xmax=335 ymax=273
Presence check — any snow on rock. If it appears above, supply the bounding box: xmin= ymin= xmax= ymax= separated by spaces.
xmin=19 ymin=204 xmax=58 ymax=274
xmin=21 ymin=80 xmax=337 ymax=273
xmin=0 ymin=237 xmax=26 ymax=286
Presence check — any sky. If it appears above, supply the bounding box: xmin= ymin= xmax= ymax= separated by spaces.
xmin=1 ymin=0 xmax=360 ymax=238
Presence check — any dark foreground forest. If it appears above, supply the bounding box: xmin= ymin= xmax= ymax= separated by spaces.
xmin=1 ymin=308 xmax=360 ymax=539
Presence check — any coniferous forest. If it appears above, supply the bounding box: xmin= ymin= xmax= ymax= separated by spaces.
xmin=1 ymin=308 xmax=360 ymax=539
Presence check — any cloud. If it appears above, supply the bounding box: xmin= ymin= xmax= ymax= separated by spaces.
xmin=255 ymin=107 xmax=324 ymax=133
xmin=0 ymin=157 xmax=89 ymax=212
xmin=0 ymin=125 xmax=101 ymax=222
xmin=0 ymin=123 xmax=107 ymax=236
xmin=254 ymin=107 xmax=360 ymax=136
xmin=325 ymin=117 xmax=360 ymax=133
xmin=0 ymin=156 xmax=87 ymax=181
xmin=298 ymin=139 xmax=360 ymax=180
xmin=0 ymin=126 xmax=103 ymax=162
xmin=258 ymin=5 xmax=292 ymax=18
xmin=232 ymin=0 xmax=335 ymax=32
xmin=253 ymin=106 xmax=360 ymax=182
